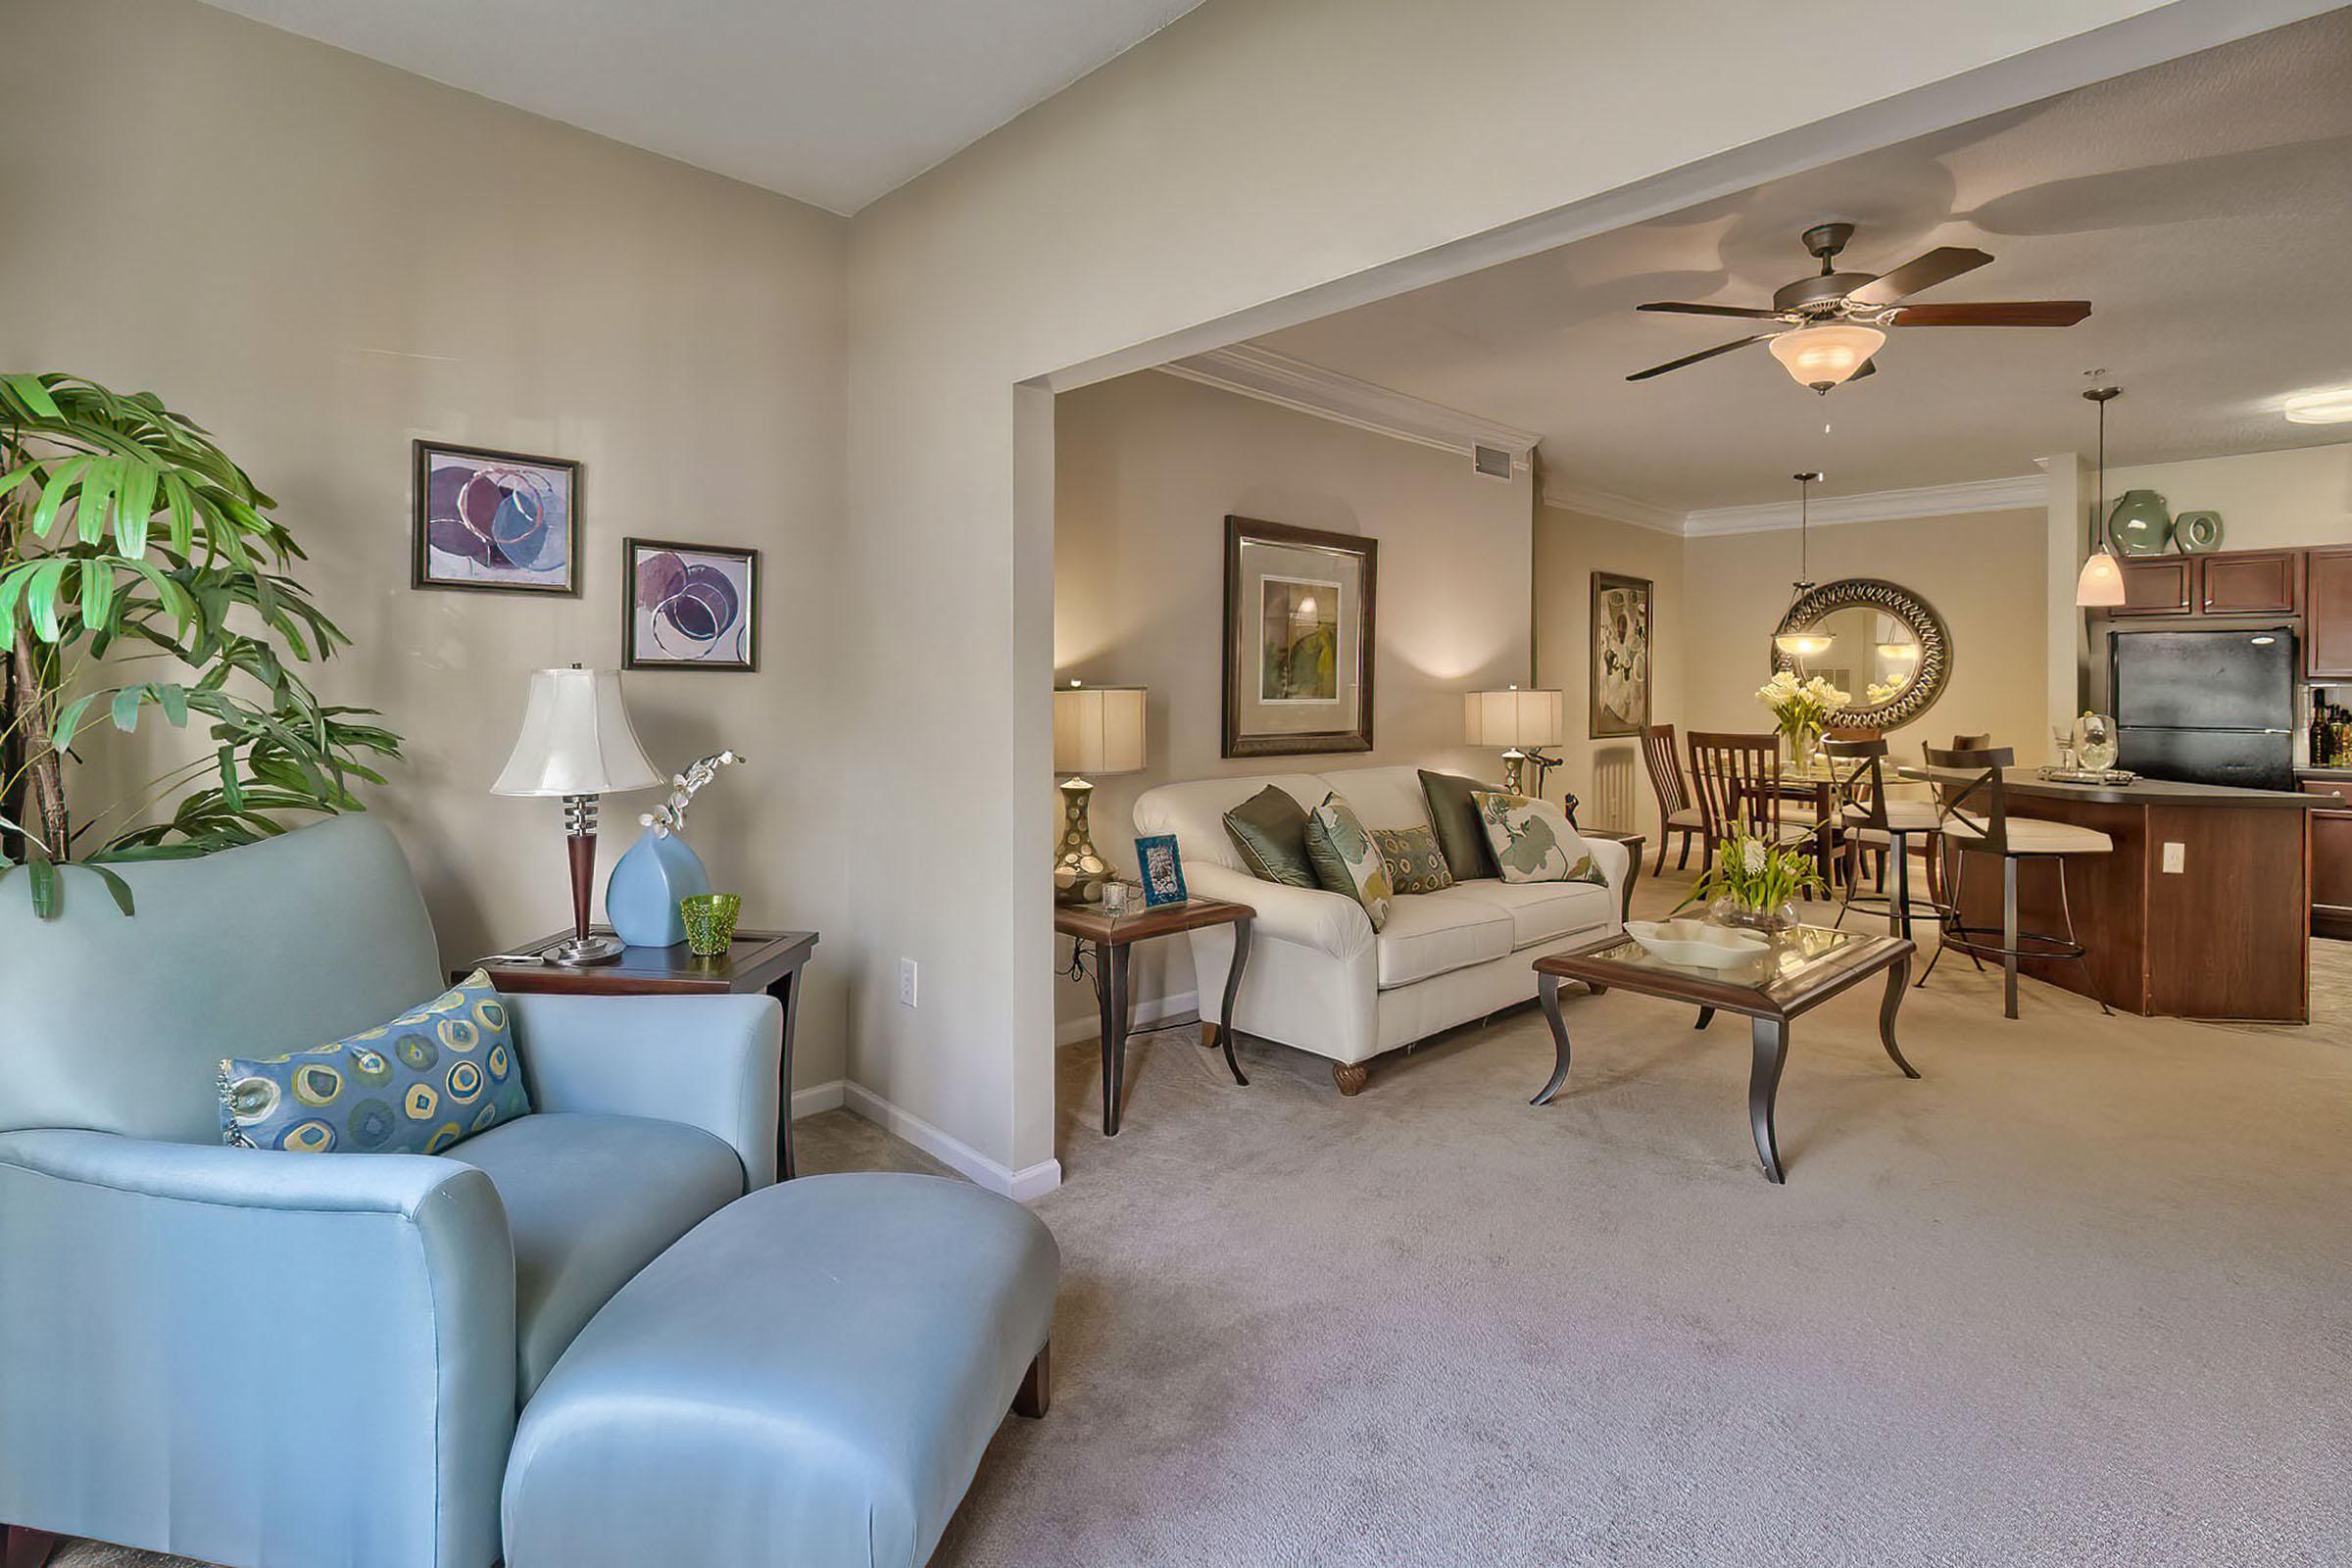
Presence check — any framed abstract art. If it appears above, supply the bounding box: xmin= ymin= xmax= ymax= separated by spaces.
xmin=412 ymin=441 xmax=580 ymax=595
xmin=1589 ymin=571 xmax=1652 ymax=738
xmin=622 ymin=539 xmax=760 ymax=672
xmin=1221 ymin=515 xmax=1375 ymax=758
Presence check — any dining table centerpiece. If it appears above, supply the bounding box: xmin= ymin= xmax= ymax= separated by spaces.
xmin=1757 ymin=669 xmax=1851 ymax=773
xmin=1679 ymin=811 xmax=1826 ymax=933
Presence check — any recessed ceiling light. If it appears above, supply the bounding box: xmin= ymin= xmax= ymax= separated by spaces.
xmin=2282 ymin=389 xmax=2352 ymax=424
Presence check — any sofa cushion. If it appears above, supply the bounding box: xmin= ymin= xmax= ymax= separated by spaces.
xmin=1304 ymin=793 xmax=1395 ymax=931
xmin=444 ymin=1111 xmax=743 ymax=1399
xmin=1473 ymin=791 xmax=1610 ymax=887
xmin=1223 ymin=785 xmax=1319 ymax=888
xmin=1373 ymin=823 xmax=1454 ymax=894
xmin=1418 ymin=770 xmax=1502 ymax=881
xmin=1133 ymin=774 xmax=1331 ymax=875
xmin=1374 ymin=889 xmax=1513 ymax=988
xmin=1448 ymin=878 xmax=1617 ymax=951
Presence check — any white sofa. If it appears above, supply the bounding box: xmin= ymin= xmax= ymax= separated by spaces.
xmin=1132 ymin=764 xmax=1635 ymax=1096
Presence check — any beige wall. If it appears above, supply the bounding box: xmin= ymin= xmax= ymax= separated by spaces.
xmin=1053 ymin=370 xmax=1533 ymax=1029
xmin=1533 ymin=507 xmax=1686 ymax=845
xmin=2102 ymin=442 xmax=2352 ymax=551
xmin=2 ymin=0 xmax=853 ymax=1093
xmin=1680 ymin=511 xmax=2053 ymax=762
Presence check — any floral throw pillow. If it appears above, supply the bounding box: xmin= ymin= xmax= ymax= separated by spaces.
xmin=1372 ymin=824 xmax=1454 ymax=895
xmin=220 ymin=969 xmax=531 ymax=1155
xmin=1303 ymin=792 xmax=1395 ymax=931
xmin=1471 ymin=792 xmax=1610 ymax=887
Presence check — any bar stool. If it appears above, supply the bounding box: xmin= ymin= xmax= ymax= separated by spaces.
xmin=1916 ymin=744 xmax=2114 ymax=1019
xmin=1822 ymin=738 xmax=1939 ymax=940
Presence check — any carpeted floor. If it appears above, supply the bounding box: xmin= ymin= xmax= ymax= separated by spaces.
xmin=52 ymin=871 xmax=2352 ymax=1567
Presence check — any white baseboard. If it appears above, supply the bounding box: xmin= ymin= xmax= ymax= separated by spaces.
xmin=841 ymin=1081 xmax=1062 ymax=1201
xmin=1054 ymin=988 xmax=1199 ymax=1047
xmin=790 ymin=1079 xmax=847 ymax=1120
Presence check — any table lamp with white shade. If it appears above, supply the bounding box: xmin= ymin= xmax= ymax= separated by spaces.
xmin=1053 ymin=681 xmax=1146 ymax=906
xmin=1464 ymin=685 xmax=1563 ymax=796
xmin=493 ymin=665 xmax=665 ymax=964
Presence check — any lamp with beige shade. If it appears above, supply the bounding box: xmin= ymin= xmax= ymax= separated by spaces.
xmin=1053 ymin=682 xmax=1147 ymax=905
xmin=1464 ymin=686 xmax=1563 ymax=796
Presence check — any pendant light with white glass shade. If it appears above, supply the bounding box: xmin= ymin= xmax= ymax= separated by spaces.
xmin=2075 ymin=386 xmax=2126 ymax=608
xmin=1773 ymin=471 xmax=1836 ymax=662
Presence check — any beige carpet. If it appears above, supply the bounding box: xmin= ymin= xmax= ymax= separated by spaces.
xmin=53 ymin=874 xmax=2352 ymax=1566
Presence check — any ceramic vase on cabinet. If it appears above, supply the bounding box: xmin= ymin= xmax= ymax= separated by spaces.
xmin=607 ymin=828 xmax=711 ymax=948
xmin=2108 ymin=489 xmax=2173 ymax=557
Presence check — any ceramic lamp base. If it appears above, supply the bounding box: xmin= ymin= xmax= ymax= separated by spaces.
xmin=1054 ymin=777 xmax=1112 ymax=906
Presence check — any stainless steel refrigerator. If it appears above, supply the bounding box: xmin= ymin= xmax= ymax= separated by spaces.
xmin=2111 ymin=627 xmax=2295 ymax=792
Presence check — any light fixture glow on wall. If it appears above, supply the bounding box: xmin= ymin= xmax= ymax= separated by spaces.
xmin=2282 ymin=388 xmax=2352 ymax=425
xmin=2076 ymin=386 xmax=2127 ymax=609
xmin=1773 ymin=471 xmax=1836 ymax=661
xmin=1768 ymin=324 xmax=1885 ymax=393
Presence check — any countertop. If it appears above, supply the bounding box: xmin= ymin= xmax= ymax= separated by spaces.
xmin=1897 ymin=766 xmax=2323 ymax=809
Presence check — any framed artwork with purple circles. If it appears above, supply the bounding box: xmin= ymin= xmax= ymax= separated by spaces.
xmin=623 ymin=538 xmax=760 ymax=672
xmin=412 ymin=440 xmax=581 ymax=595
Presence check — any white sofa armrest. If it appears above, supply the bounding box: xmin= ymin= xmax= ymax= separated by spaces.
xmin=1578 ymin=831 xmax=1637 ymax=927
xmin=1184 ymin=861 xmax=1373 ymax=961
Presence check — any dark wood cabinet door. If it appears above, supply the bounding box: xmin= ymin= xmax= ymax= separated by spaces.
xmin=2198 ymin=550 xmax=2301 ymax=614
xmin=2311 ymin=808 xmax=2352 ymax=939
xmin=2308 ymin=549 xmax=2352 ymax=677
xmin=2110 ymin=556 xmax=2195 ymax=616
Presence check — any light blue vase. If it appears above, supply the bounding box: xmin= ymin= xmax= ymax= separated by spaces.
xmin=606 ymin=828 xmax=711 ymax=949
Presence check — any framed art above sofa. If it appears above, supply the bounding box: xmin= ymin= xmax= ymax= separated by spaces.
xmin=1222 ymin=515 xmax=1375 ymax=758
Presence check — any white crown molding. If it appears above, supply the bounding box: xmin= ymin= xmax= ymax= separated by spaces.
xmin=1157 ymin=345 xmax=1540 ymax=471
xmin=1680 ymin=472 xmax=2049 ymax=537
xmin=1537 ymin=477 xmax=1685 ymax=535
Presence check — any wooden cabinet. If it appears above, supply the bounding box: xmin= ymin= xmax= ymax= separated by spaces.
xmin=2306 ymin=780 xmax=2352 ymax=941
xmin=2306 ymin=549 xmax=2352 ymax=677
xmin=2200 ymin=550 xmax=2301 ymax=614
xmin=2111 ymin=556 xmax=2193 ymax=616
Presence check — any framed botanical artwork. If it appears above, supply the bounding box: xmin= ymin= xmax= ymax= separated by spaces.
xmin=412 ymin=441 xmax=580 ymax=595
xmin=622 ymin=539 xmax=760 ymax=672
xmin=1135 ymin=834 xmax=1188 ymax=907
xmin=1590 ymin=571 xmax=1652 ymax=738
xmin=1221 ymin=515 xmax=1375 ymax=758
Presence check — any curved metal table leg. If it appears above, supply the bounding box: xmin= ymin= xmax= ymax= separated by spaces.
xmin=1214 ymin=916 xmax=1251 ymax=1085
xmin=1748 ymin=1017 xmax=1788 ymax=1184
xmin=1103 ymin=944 xmax=1131 ymax=1135
xmin=1531 ymin=973 xmax=1571 ymax=1105
xmin=1694 ymin=1005 xmax=1715 ymax=1031
xmin=1879 ymin=955 xmax=1920 ymax=1078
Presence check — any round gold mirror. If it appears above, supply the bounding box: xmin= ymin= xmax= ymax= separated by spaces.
xmin=1769 ymin=579 xmax=1950 ymax=730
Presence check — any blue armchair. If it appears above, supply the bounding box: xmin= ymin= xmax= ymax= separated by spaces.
xmin=0 ymin=817 xmax=781 ymax=1568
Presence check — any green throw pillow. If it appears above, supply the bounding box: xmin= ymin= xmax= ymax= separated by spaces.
xmin=1303 ymin=792 xmax=1394 ymax=931
xmin=219 ymin=969 xmax=531 ymax=1155
xmin=1373 ymin=824 xmax=1454 ymax=894
xmin=1419 ymin=769 xmax=1501 ymax=881
xmin=1223 ymin=784 xmax=1318 ymax=888
xmin=1471 ymin=791 xmax=1611 ymax=888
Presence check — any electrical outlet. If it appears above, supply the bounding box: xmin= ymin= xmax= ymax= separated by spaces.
xmin=898 ymin=957 xmax=918 ymax=1007
xmin=2161 ymin=842 xmax=2185 ymax=874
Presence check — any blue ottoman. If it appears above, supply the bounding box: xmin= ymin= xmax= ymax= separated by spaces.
xmin=502 ymin=1172 xmax=1058 ymax=1568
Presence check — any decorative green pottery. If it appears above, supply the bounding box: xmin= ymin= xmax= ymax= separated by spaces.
xmin=2108 ymin=488 xmax=2173 ymax=557
xmin=2176 ymin=511 xmax=2225 ymax=553
xmin=680 ymin=893 xmax=741 ymax=958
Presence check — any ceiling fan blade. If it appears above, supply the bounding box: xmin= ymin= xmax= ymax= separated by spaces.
xmin=1844 ymin=246 xmax=1993 ymax=306
xmin=1887 ymin=300 xmax=2092 ymax=327
xmin=1625 ymin=333 xmax=1774 ymax=382
xmin=1636 ymin=302 xmax=1786 ymax=319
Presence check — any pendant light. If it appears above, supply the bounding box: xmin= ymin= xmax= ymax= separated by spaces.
xmin=1773 ymin=471 xmax=1835 ymax=661
xmin=2075 ymin=386 xmax=2125 ymax=608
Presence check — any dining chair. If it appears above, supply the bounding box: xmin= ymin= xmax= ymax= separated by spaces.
xmin=1916 ymin=744 xmax=2114 ymax=1019
xmin=1640 ymin=723 xmax=1705 ymax=874
xmin=1823 ymin=737 xmax=1937 ymax=939
xmin=1686 ymin=731 xmax=1816 ymax=873
xmin=1951 ymin=732 xmax=1992 ymax=750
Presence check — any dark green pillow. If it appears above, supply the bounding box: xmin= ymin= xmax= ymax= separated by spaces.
xmin=1223 ymin=785 xmax=1318 ymax=888
xmin=1419 ymin=769 xmax=1500 ymax=881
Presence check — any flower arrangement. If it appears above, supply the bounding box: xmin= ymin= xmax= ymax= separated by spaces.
xmin=640 ymin=751 xmax=743 ymax=838
xmin=1865 ymin=676 xmax=1907 ymax=706
xmin=1756 ymin=669 xmax=1852 ymax=735
xmin=1678 ymin=811 xmax=1826 ymax=931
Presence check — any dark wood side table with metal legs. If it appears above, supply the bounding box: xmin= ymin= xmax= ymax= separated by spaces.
xmin=1054 ymin=898 xmax=1253 ymax=1135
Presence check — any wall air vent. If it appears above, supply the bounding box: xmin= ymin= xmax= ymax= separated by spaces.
xmin=1472 ymin=444 xmax=1514 ymax=480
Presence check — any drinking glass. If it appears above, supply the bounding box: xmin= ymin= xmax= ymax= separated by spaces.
xmin=2075 ymin=713 xmax=2119 ymax=773
xmin=2050 ymin=723 xmax=2077 ymax=771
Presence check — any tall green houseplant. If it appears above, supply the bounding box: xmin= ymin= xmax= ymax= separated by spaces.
xmin=0 ymin=371 xmax=401 ymax=915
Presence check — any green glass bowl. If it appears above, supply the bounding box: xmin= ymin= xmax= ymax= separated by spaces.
xmin=680 ymin=893 xmax=742 ymax=958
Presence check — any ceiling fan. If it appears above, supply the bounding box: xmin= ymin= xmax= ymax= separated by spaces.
xmin=1626 ymin=221 xmax=2091 ymax=393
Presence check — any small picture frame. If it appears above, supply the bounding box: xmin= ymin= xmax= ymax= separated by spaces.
xmin=622 ymin=538 xmax=760 ymax=671
xmin=413 ymin=441 xmax=581 ymax=595
xmin=1135 ymin=835 xmax=1188 ymax=907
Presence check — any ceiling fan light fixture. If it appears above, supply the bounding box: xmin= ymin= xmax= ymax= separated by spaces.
xmin=1768 ymin=324 xmax=1886 ymax=392
xmin=2282 ymin=388 xmax=2352 ymax=425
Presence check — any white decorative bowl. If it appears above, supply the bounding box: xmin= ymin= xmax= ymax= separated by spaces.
xmin=1624 ymin=919 xmax=1772 ymax=970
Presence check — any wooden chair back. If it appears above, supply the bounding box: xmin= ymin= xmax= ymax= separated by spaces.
xmin=1640 ymin=724 xmax=1689 ymax=823
xmin=1687 ymin=730 xmax=1786 ymax=842
xmin=1922 ymin=743 xmax=2016 ymax=856
xmin=1821 ymin=736 xmax=1889 ymax=832
xmin=1951 ymin=733 xmax=1992 ymax=751
xmin=1827 ymin=724 xmax=1883 ymax=742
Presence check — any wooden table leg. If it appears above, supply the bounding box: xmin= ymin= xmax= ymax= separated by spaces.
xmin=1102 ymin=943 xmax=1131 ymax=1135
xmin=767 ymin=965 xmax=802 ymax=1181
xmin=5 ymin=1525 xmax=62 ymax=1568
xmin=2001 ymin=856 xmax=2021 ymax=1020
xmin=1211 ymin=917 xmax=1250 ymax=1086
xmin=1748 ymin=1017 xmax=1788 ymax=1184
xmin=1531 ymin=973 xmax=1572 ymax=1105
xmin=1879 ymin=955 xmax=1919 ymax=1078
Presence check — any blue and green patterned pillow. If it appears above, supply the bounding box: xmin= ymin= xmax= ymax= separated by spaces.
xmin=219 ymin=969 xmax=531 ymax=1155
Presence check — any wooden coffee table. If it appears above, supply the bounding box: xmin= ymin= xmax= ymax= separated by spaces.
xmin=1531 ymin=925 xmax=1916 ymax=1184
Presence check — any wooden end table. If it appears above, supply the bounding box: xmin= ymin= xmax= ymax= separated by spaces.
xmin=1054 ymin=897 xmax=1252 ymax=1135
xmin=1531 ymin=925 xmax=1915 ymax=1184
xmin=472 ymin=927 xmax=817 ymax=1179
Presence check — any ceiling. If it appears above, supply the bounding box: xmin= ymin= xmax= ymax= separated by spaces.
xmin=200 ymin=0 xmax=1204 ymax=216
xmin=1250 ymin=11 xmax=2352 ymax=516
